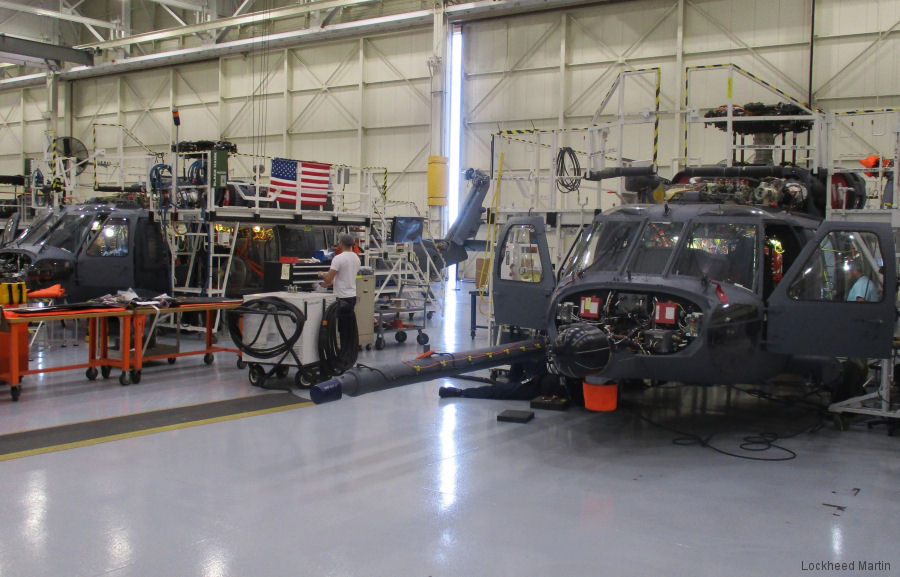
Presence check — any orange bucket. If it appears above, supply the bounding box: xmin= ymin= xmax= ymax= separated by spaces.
xmin=583 ymin=375 xmax=618 ymax=412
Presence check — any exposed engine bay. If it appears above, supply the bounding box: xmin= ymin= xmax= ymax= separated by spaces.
xmin=555 ymin=290 xmax=703 ymax=356
xmin=665 ymin=176 xmax=809 ymax=210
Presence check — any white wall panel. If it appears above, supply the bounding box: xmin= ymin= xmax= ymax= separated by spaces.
xmin=364 ymin=32 xmax=431 ymax=83
xmin=173 ymin=64 xmax=219 ymax=107
xmin=815 ymin=0 xmax=900 ymax=106
xmin=0 ymin=90 xmax=23 ymax=174
xmin=5 ymin=0 xmax=900 ymax=211
xmin=461 ymin=0 xmax=857 ymax=203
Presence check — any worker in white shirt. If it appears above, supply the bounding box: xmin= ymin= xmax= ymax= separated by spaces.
xmin=318 ymin=233 xmax=361 ymax=310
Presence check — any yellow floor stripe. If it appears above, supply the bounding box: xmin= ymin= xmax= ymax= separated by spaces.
xmin=0 ymin=401 xmax=312 ymax=462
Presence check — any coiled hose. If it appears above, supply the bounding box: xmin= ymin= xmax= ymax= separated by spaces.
xmin=555 ymin=146 xmax=581 ymax=193
xmin=318 ymin=300 xmax=359 ymax=377
xmin=226 ymin=297 xmax=305 ymax=359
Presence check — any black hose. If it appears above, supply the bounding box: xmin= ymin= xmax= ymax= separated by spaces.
xmin=555 ymin=147 xmax=581 ymax=193
xmin=226 ymin=297 xmax=305 ymax=359
xmin=318 ymin=300 xmax=359 ymax=377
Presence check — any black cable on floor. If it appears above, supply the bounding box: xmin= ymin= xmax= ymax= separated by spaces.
xmin=620 ymin=383 xmax=830 ymax=461
xmin=627 ymin=407 xmax=800 ymax=462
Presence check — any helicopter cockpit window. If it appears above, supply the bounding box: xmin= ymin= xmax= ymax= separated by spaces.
xmin=43 ymin=213 xmax=93 ymax=253
xmin=628 ymin=222 xmax=684 ymax=274
xmin=1 ymin=214 xmax=18 ymax=246
xmin=787 ymin=231 xmax=883 ymax=302
xmin=499 ymin=224 xmax=543 ymax=283
xmin=87 ymin=220 xmax=129 ymax=257
xmin=18 ymin=211 xmax=61 ymax=245
xmin=559 ymin=220 xmax=640 ymax=277
xmin=673 ymin=222 xmax=759 ymax=290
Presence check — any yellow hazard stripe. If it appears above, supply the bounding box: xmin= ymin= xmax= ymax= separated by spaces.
xmin=653 ymin=68 xmax=661 ymax=169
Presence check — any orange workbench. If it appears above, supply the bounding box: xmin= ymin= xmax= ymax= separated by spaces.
xmin=1 ymin=299 xmax=243 ymax=401
xmin=130 ymin=300 xmax=242 ymax=383
xmin=1 ymin=306 xmax=133 ymax=401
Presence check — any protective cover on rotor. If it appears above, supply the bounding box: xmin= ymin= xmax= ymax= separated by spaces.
xmin=551 ymin=323 xmax=611 ymax=378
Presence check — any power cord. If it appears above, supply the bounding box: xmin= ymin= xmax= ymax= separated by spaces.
xmin=226 ymin=297 xmax=305 ymax=359
xmin=621 ymin=385 xmax=828 ymax=462
xmin=318 ymin=300 xmax=359 ymax=377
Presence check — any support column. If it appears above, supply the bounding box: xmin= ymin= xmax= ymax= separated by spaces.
xmin=45 ymin=72 xmax=59 ymax=137
xmin=217 ymin=58 xmax=224 ymax=140
xmin=430 ymin=1 xmax=446 ymax=157
xmin=19 ymin=88 xmax=25 ymax=174
xmin=672 ymin=0 xmax=684 ymax=174
xmin=429 ymin=1 xmax=447 ymax=236
xmin=558 ymin=12 xmax=567 ymax=210
xmin=357 ymin=38 xmax=365 ymax=172
xmin=120 ymin=0 xmax=132 ymax=56
xmin=283 ymin=48 xmax=291 ymax=157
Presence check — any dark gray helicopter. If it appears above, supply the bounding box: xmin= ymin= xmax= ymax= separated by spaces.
xmin=0 ymin=203 xmax=170 ymax=302
xmin=499 ymin=204 xmax=894 ymax=399
xmin=310 ymin=170 xmax=896 ymax=404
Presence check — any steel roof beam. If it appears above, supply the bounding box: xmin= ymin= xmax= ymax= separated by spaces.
xmin=144 ymin=0 xmax=206 ymax=11
xmin=78 ymin=0 xmax=381 ymax=50
xmin=0 ymin=1 xmax=121 ymax=30
xmin=0 ymin=34 xmax=94 ymax=68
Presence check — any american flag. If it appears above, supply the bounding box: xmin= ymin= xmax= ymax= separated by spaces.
xmin=269 ymin=157 xmax=331 ymax=206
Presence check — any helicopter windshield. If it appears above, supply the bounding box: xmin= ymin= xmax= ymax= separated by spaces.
xmin=42 ymin=213 xmax=98 ymax=253
xmin=628 ymin=221 xmax=684 ymax=274
xmin=672 ymin=222 xmax=759 ymax=290
xmin=17 ymin=211 xmax=62 ymax=245
xmin=559 ymin=220 xmax=641 ymax=277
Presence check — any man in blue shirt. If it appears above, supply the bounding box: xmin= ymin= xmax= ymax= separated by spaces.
xmin=846 ymin=263 xmax=880 ymax=302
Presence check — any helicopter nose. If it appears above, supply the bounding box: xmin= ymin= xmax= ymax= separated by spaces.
xmin=551 ymin=323 xmax=611 ymax=378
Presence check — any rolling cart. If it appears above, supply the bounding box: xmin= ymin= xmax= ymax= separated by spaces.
xmin=235 ymin=291 xmax=336 ymax=389
xmin=374 ymin=298 xmax=429 ymax=350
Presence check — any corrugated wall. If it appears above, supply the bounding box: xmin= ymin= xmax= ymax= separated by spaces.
xmin=2 ymin=0 xmax=900 ymax=210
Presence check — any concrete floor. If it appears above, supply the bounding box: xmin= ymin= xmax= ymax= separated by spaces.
xmin=0 ymin=283 xmax=897 ymax=577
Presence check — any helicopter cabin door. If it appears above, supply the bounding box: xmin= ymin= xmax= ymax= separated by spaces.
xmin=491 ymin=216 xmax=555 ymax=330
xmin=74 ymin=216 xmax=133 ymax=299
xmin=766 ymin=221 xmax=896 ymax=359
